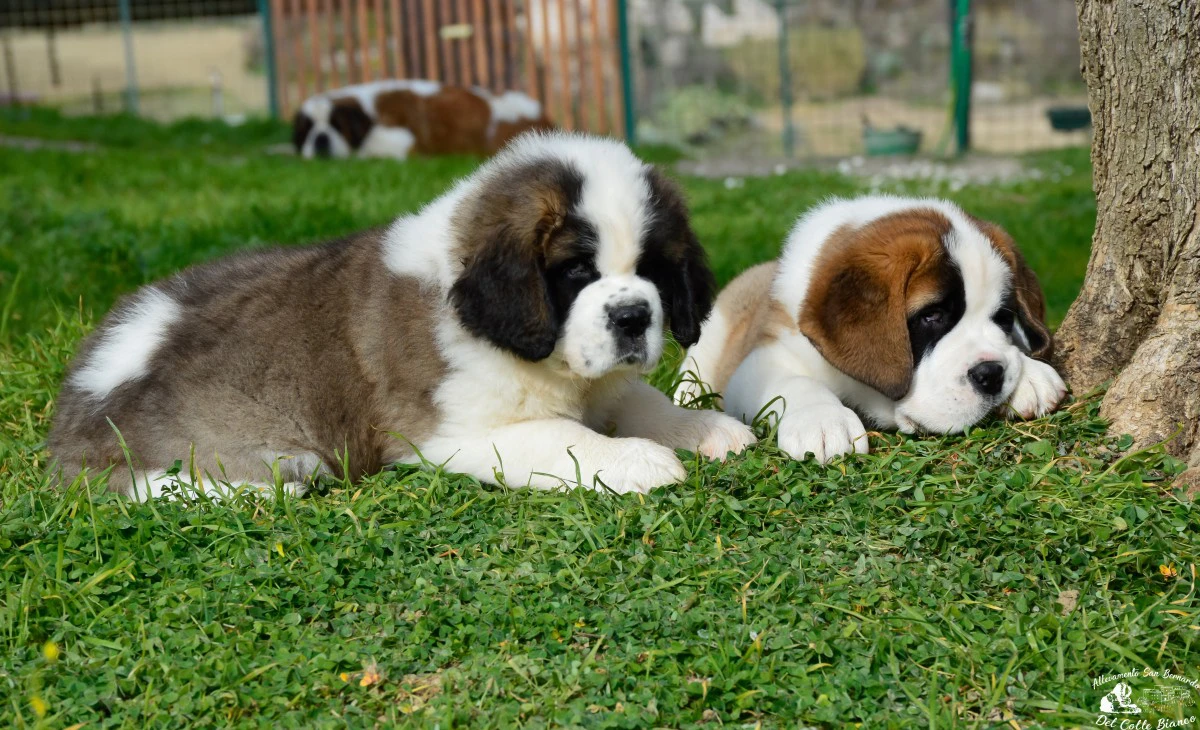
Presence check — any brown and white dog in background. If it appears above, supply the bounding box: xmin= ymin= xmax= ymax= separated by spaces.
xmin=49 ymin=132 xmax=755 ymax=499
xmin=676 ymin=195 xmax=1067 ymax=463
xmin=292 ymin=80 xmax=554 ymax=160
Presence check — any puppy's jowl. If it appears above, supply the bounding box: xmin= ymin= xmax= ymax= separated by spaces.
xmin=677 ymin=195 xmax=1067 ymax=464
xmin=50 ymin=133 xmax=755 ymax=498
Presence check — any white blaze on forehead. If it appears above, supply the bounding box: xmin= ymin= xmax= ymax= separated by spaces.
xmin=71 ymin=288 xmax=180 ymax=399
xmin=300 ymin=95 xmax=333 ymax=123
xmin=943 ymin=223 xmax=1011 ymax=318
xmin=580 ymin=162 xmax=650 ymax=275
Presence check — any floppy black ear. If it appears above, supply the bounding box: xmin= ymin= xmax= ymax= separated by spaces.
xmin=329 ymin=102 xmax=374 ymax=149
xmin=450 ymin=233 xmax=559 ymax=361
xmin=665 ymin=252 xmax=715 ymax=348
xmin=291 ymin=111 xmax=314 ymax=153
xmin=1008 ymin=252 xmax=1052 ymax=361
xmin=640 ymin=169 xmax=715 ymax=348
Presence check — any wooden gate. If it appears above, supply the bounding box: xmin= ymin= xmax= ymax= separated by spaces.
xmin=266 ymin=0 xmax=626 ymax=136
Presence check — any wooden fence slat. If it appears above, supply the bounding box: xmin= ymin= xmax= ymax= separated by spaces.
xmin=340 ymin=0 xmax=356 ymax=83
xmin=271 ymin=0 xmax=290 ymax=113
xmin=306 ymin=0 xmax=323 ymax=91
xmin=407 ymin=0 xmax=423 ymax=78
xmin=324 ymin=0 xmax=339 ymax=84
xmin=523 ymin=0 xmax=538 ymax=98
xmin=374 ymin=0 xmax=387 ymax=78
xmin=607 ymin=0 xmax=623 ymax=138
xmin=455 ymin=0 xmax=470 ymax=86
xmin=289 ymin=0 xmax=307 ymax=101
xmin=356 ymin=0 xmax=371 ymax=80
xmin=488 ymin=0 xmax=504 ymax=91
xmin=389 ymin=0 xmax=406 ymax=77
xmin=572 ymin=0 xmax=586 ymax=130
xmin=556 ymin=0 xmax=573 ymax=129
xmin=588 ymin=0 xmax=606 ymax=133
xmin=422 ymin=0 xmax=439 ymax=80
xmin=539 ymin=0 xmax=555 ymax=122
xmin=472 ymin=0 xmax=489 ymax=88
xmin=501 ymin=0 xmax=517 ymax=91
xmin=403 ymin=0 xmax=416 ymax=77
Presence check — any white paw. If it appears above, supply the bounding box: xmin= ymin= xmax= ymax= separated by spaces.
xmin=594 ymin=438 xmax=687 ymax=494
xmin=691 ymin=410 xmax=757 ymax=460
xmin=1006 ymin=359 xmax=1067 ymax=420
xmin=777 ymin=405 xmax=868 ymax=464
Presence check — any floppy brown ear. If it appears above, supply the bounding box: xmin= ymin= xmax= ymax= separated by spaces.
xmin=640 ymin=169 xmax=715 ymax=348
xmin=974 ymin=220 xmax=1053 ymax=361
xmin=798 ymin=213 xmax=952 ymax=400
xmin=800 ymin=260 xmax=914 ymax=400
xmin=329 ymin=100 xmax=374 ymax=149
xmin=291 ymin=111 xmax=313 ymax=152
xmin=450 ymin=232 xmax=558 ymax=360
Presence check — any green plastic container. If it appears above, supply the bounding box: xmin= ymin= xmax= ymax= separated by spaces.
xmin=863 ymin=127 xmax=923 ymax=156
xmin=1046 ymin=106 xmax=1091 ymax=132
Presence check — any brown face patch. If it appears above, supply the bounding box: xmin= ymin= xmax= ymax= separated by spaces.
xmin=970 ymin=217 xmax=1053 ymax=360
xmin=448 ymin=158 xmax=589 ymax=360
xmin=374 ymin=87 xmax=493 ymax=156
xmin=799 ymin=210 xmax=955 ymax=400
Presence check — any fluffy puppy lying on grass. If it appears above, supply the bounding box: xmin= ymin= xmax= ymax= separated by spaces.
xmin=676 ymin=195 xmax=1067 ymax=463
xmin=49 ymin=132 xmax=755 ymax=498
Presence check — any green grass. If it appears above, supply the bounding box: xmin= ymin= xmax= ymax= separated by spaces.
xmin=1 ymin=113 xmax=1197 ymax=728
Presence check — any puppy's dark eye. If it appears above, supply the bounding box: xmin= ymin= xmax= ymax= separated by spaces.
xmin=563 ymin=260 xmax=596 ymax=283
xmin=993 ymin=309 xmax=1016 ymax=333
xmin=919 ymin=308 xmax=947 ymax=328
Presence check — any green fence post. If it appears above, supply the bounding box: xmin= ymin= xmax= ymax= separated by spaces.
xmin=951 ymin=0 xmax=973 ymax=154
xmin=616 ymin=0 xmax=636 ymax=145
xmin=259 ymin=0 xmax=280 ymax=119
xmin=776 ymin=0 xmax=795 ymax=158
xmin=118 ymin=0 xmax=139 ymax=115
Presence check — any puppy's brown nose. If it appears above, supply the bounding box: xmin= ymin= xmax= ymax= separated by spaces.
xmin=968 ymin=361 xmax=1005 ymax=396
xmin=609 ymin=302 xmax=651 ymax=338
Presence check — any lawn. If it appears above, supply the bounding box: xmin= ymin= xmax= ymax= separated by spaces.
xmin=0 ymin=109 xmax=1196 ymax=728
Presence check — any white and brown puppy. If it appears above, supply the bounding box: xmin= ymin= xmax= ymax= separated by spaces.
xmin=49 ymin=132 xmax=755 ymax=499
xmin=293 ymin=80 xmax=554 ymax=160
xmin=676 ymin=195 xmax=1067 ymax=463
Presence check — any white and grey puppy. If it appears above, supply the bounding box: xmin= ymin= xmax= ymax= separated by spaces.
xmin=676 ymin=195 xmax=1067 ymax=464
xmin=50 ymin=132 xmax=755 ymax=498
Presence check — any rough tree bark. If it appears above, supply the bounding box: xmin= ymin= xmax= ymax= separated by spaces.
xmin=1055 ymin=0 xmax=1200 ymax=485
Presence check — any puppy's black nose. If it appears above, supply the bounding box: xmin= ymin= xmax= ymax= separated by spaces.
xmin=609 ymin=302 xmax=651 ymax=338
xmin=968 ymin=361 xmax=1006 ymax=396
xmin=313 ymin=132 xmax=331 ymax=157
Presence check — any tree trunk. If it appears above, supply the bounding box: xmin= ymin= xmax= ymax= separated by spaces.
xmin=1055 ymin=0 xmax=1200 ymax=479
